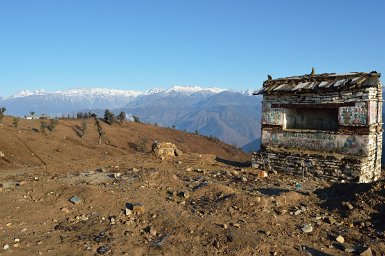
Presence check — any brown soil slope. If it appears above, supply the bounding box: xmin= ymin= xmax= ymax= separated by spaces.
xmin=0 ymin=116 xmax=384 ymax=256
xmin=0 ymin=116 xmax=249 ymax=173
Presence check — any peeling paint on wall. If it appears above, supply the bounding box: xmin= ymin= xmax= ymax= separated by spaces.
xmin=261 ymin=102 xmax=283 ymax=125
xmin=338 ymin=102 xmax=368 ymax=126
xmin=262 ymin=130 xmax=369 ymax=156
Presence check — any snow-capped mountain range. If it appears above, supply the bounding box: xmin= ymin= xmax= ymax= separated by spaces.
xmin=0 ymin=86 xmax=261 ymax=151
xmin=5 ymin=86 xmax=229 ymax=100
xmin=9 ymin=88 xmax=142 ymax=99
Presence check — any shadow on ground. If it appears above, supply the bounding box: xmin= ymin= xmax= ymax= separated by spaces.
xmin=256 ymin=187 xmax=290 ymax=196
xmin=303 ymin=246 xmax=332 ymax=256
xmin=314 ymin=181 xmax=385 ymax=232
xmin=215 ymin=157 xmax=251 ymax=168
xmin=314 ymin=182 xmax=371 ymax=213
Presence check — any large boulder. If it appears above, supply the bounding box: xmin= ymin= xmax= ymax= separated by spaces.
xmin=152 ymin=142 xmax=182 ymax=160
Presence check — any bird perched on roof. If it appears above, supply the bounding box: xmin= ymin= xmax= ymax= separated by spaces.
xmin=311 ymin=67 xmax=315 ymax=76
xmin=267 ymin=75 xmax=272 ymax=80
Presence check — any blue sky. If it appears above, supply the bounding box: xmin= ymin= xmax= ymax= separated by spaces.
xmin=0 ymin=0 xmax=384 ymax=96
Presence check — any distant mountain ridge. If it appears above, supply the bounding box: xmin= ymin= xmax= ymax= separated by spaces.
xmin=0 ymin=86 xmax=262 ymax=151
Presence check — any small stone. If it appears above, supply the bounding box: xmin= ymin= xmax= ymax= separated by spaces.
xmin=342 ymin=243 xmax=356 ymax=253
xmin=113 ymin=172 xmax=121 ymax=178
xmin=0 ymin=151 xmax=5 ymax=157
xmin=258 ymin=171 xmax=268 ymax=177
xmin=231 ymin=223 xmax=241 ymax=228
xmin=360 ymin=247 xmax=372 ymax=256
xmin=126 ymin=203 xmax=145 ymax=214
xmin=256 ymin=197 xmax=261 ymax=203
xmin=241 ymin=176 xmax=248 ymax=182
xmin=132 ymin=168 xmax=139 ymax=172
xmin=97 ymin=245 xmax=111 ymax=255
xmin=125 ymin=208 xmax=132 ymax=216
xmin=325 ymin=216 xmax=336 ymax=225
xmin=343 ymin=202 xmax=354 ymax=210
xmin=61 ymin=207 xmax=70 ymax=213
xmin=294 ymin=209 xmax=302 ymax=216
xmin=178 ymin=191 xmax=190 ymax=199
xmin=133 ymin=205 xmax=144 ymax=214
xmin=149 ymin=228 xmax=157 ymax=236
xmin=3 ymin=244 xmax=9 ymax=250
xmin=301 ymin=224 xmax=313 ymax=233
xmin=13 ymin=243 xmax=20 ymax=248
xmin=69 ymin=196 xmax=81 ymax=205
xmin=336 ymin=235 xmax=345 ymax=244
xmin=14 ymin=238 xmax=20 ymax=242
xmin=221 ymin=223 xmax=228 ymax=229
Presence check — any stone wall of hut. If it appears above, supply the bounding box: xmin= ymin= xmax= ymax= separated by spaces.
xmin=253 ymin=84 xmax=382 ymax=183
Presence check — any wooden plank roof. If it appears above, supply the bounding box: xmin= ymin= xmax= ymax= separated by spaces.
xmin=254 ymin=71 xmax=381 ymax=95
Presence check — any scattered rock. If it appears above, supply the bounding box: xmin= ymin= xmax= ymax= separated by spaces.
xmin=149 ymin=227 xmax=157 ymax=236
xmin=336 ymin=235 xmax=345 ymax=244
xmin=360 ymin=247 xmax=372 ymax=256
xmin=178 ymin=191 xmax=190 ymax=199
xmin=97 ymin=245 xmax=111 ymax=255
xmin=0 ymin=151 xmax=4 ymax=157
xmin=231 ymin=223 xmax=241 ymax=228
xmin=61 ymin=207 xmax=70 ymax=213
xmin=125 ymin=208 xmax=132 ymax=216
xmin=109 ymin=217 xmax=116 ymax=225
xmin=343 ymin=202 xmax=354 ymax=210
xmin=342 ymin=243 xmax=356 ymax=253
xmin=258 ymin=171 xmax=268 ymax=178
xmin=294 ymin=209 xmax=302 ymax=216
xmin=220 ymin=223 xmax=228 ymax=229
xmin=3 ymin=244 xmax=9 ymax=250
xmin=325 ymin=216 xmax=336 ymax=225
xmin=69 ymin=196 xmax=82 ymax=205
xmin=301 ymin=224 xmax=313 ymax=233
xmin=126 ymin=202 xmax=145 ymax=214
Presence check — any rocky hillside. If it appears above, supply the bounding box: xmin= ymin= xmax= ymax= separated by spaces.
xmin=0 ymin=115 xmax=384 ymax=256
xmin=0 ymin=116 xmax=249 ymax=171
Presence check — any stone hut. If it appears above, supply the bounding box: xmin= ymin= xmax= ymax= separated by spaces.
xmin=252 ymin=71 xmax=382 ymax=183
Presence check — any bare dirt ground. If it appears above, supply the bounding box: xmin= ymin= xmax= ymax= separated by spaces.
xmin=0 ymin=116 xmax=384 ymax=256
